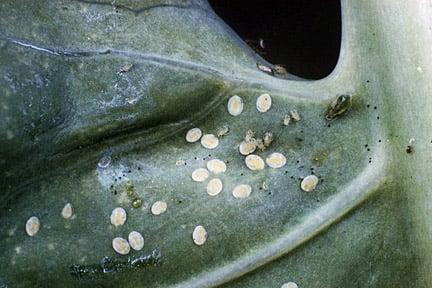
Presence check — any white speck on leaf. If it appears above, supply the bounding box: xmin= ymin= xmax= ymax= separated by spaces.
xmin=61 ymin=203 xmax=73 ymax=219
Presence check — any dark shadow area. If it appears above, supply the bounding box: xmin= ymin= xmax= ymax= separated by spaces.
xmin=209 ymin=0 xmax=341 ymax=79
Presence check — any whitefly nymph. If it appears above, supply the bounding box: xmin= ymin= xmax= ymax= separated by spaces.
xmin=151 ymin=201 xmax=168 ymax=215
xmin=206 ymin=159 xmax=226 ymax=174
xmin=25 ymin=216 xmax=40 ymax=237
xmin=61 ymin=203 xmax=73 ymax=219
xmin=239 ymin=141 xmax=256 ymax=155
xmin=245 ymin=154 xmax=265 ymax=171
xmin=186 ymin=128 xmax=202 ymax=143
xmin=301 ymin=175 xmax=319 ymax=192
xmin=266 ymin=152 xmax=287 ymax=168
xmin=200 ymin=134 xmax=219 ymax=149
xmin=227 ymin=95 xmax=244 ymax=116
xmin=128 ymin=231 xmax=145 ymax=251
xmin=281 ymin=282 xmax=298 ymax=288
xmin=112 ymin=237 xmax=130 ymax=255
xmin=192 ymin=225 xmax=208 ymax=246
xmin=232 ymin=184 xmax=252 ymax=198
xmin=256 ymin=93 xmax=272 ymax=112
xmin=325 ymin=94 xmax=352 ymax=121
xmin=110 ymin=207 xmax=127 ymax=227
xmin=192 ymin=168 xmax=210 ymax=182
xmin=206 ymin=178 xmax=223 ymax=196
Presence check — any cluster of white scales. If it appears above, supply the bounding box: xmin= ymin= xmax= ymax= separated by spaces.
xmin=22 ymin=93 xmax=310 ymax=287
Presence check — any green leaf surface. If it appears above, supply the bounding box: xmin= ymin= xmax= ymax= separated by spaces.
xmin=0 ymin=1 xmax=431 ymax=287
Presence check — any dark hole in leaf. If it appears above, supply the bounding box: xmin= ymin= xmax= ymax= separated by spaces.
xmin=209 ymin=0 xmax=341 ymax=79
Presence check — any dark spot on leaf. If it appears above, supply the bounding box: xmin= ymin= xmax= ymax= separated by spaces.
xmin=406 ymin=145 xmax=413 ymax=154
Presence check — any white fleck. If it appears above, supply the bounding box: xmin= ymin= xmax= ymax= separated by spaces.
xmin=126 ymin=97 xmax=139 ymax=105
xmin=301 ymin=175 xmax=319 ymax=192
xmin=118 ymin=63 xmax=133 ymax=73
xmin=227 ymin=95 xmax=244 ymax=116
xmin=186 ymin=128 xmax=202 ymax=143
xmin=257 ymin=64 xmax=273 ymax=74
xmin=266 ymin=152 xmax=287 ymax=168
xmin=417 ymin=66 xmax=423 ymax=73
xmin=191 ymin=168 xmax=210 ymax=182
xmin=48 ymin=243 xmax=55 ymax=250
xmin=151 ymin=201 xmax=167 ymax=215
xmin=232 ymin=184 xmax=252 ymax=198
xmin=245 ymin=154 xmax=265 ymax=171
xmin=79 ymin=256 xmax=87 ymax=264
xmin=176 ymin=160 xmax=186 ymax=166
xmin=6 ymin=130 xmax=14 ymax=140
xmin=110 ymin=207 xmax=127 ymax=227
xmin=112 ymin=237 xmax=130 ymax=255
xmin=409 ymin=137 xmax=415 ymax=144
xmin=206 ymin=178 xmax=223 ymax=196
xmin=25 ymin=216 xmax=40 ymax=237
xmin=256 ymin=93 xmax=272 ymax=112
xmin=261 ymin=181 xmax=269 ymax=191
xmin=254 ymin=138 xmax=266 ymax=151
xmin=98 ymin=155 xmax=111 ymax=168
xmin=281 ymin=282 xmax=298 ymax=288
xmin=245 ymin=129 xmax=255 ymax=142
xmin=8 ymin=227 xmax=16 ymax=236
xmin=239 ymin=141 xmax=257 ymax=155
xmin=263 ymin=132 xmax=273 ymax=147
xmin=192 ymin=225 xmax=207 ymax=246
xmin=128 ymin=231 xmax=144 ymax=251
xmin=283 ymin=114 xmax=291 ymax=126
xmin=61 ymin=203 xmax=73 ymax=219
xmin=15 ymin=246 xmax=22 ymax=254
xmin=200 ymin=134 xmax=219 ymax=149
xmin=216 ymin=125 xmax=230 ymax=137
xmin=290 ymin=110 xmax=301 ymax=121
xmin=206 ymin=159 xmax=227 ymax=174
